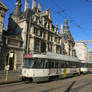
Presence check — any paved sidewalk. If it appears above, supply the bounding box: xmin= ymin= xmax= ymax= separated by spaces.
xmin=0 ymin=70 xmax=22 ymax=85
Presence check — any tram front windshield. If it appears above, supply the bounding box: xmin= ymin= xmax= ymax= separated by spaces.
xmin=23 ymin=58 xmax=35 ymax=68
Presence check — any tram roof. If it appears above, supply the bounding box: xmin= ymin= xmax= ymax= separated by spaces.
xmin=25 ymin=52 xmax=80 ymax=62
xmin=80 ymin=60 xmax=92 ymax=64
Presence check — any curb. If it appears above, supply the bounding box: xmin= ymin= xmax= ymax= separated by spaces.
xmin=0 ymin=80 xmax=22 ymax=85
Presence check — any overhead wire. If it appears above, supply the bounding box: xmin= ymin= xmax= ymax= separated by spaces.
xmin=50 ymin=0 xmax=92 ymax=32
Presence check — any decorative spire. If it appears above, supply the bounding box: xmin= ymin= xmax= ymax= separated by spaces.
xmin=63 ymin=18 xmax=74 ymax=41
xmin=63 ymin=18 xmax=69 ymax=33
xmin=61 ymin=24 xmax=63 ymax=33
xmin=54 ymin=23 xmax=58 ymax=33
xmin=46 ymin=8 xmax=50 ymax=16
xmin=12 ymin=0 xmax=21 ymax=17
xmin=32 ymin=0 xmax=36 ymax=9
xmin=24 ymin=0 xmax=29 ymax=11
xmin=38 ymin=3 xmax=41 ymax=11
xmin=55 ymin=23 xmax=58 ymax=28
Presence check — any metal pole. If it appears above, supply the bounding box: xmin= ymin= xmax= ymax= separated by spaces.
xmin=5 ymin=49 xmax=11 ymax=81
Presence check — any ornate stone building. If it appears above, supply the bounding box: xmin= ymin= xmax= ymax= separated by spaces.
xmin=0 ymin=1 xmax=8 ymax=70
xmin=2 ymin=0 xmax=75 ymax=70
xmin=0 ymin=1 xmax=8 ymax=46
xmin=62 ymin=18 xmax=75 ymax=56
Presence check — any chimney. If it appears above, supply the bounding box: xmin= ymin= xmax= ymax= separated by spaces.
xmin=38 ymin=3 xmax=41 ymax=11
xmin=24 ymin=0 xmax=29 ymax=11
xmin=32 ymin=0 xmax=36 ymax=9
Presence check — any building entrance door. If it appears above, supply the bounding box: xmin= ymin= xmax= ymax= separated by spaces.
xmin=6 ymin=52 xmax=14 ymax=70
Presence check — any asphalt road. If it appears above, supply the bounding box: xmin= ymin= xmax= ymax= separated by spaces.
xmin=0 ymin=74 xmax=92 ymax=92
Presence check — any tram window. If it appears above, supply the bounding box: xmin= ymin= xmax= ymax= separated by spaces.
xmin=89 ymin=64 xmax=92 ymax=67
xmin=58 ymin=63 xmax=61 ymax=68
xmin=63 ymin=62 xmax=66 ymax=68
xmin=81 ymin=63 xmax=84 ymax=67
xmin=23 ymin=58 xmax=35 ymax=68
xmin=66 ymin=62 xmax=69 ymax=67
xmin=60 ymin=61 xmax=64 ymax=68
xmin=83 ymin=63 xmax=87 ymax=67
xmin=48 ymin=62 xmax=53 ymax=68
xmin=41 ymin=59 xmax=45 ymax=68
xmin=76 ymin=63 xmax=80 ymax=68
xmin=45 ymin=62 xmax=47 ymax=68
xmin=48 ymin=62 xmax=51 ymax=68
xmin=45 ymin=61 xmax=54 ymax=68
xmin=90 ymin=64 xmax=92 ymax=67
xmin=52 ymin=62 xmax=54 ymax=68
xmin=32 ymin=59 xmax=42 ymax=68
xmin=87 ymin=64 xmax=89 ymax=67
xmin=55 ymin=63 xmax=58 ymax=68
xmin=72 ymin=63 xmax=76 ymax=68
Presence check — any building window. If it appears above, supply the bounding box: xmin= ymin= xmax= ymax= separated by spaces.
xmin=56 ymin=46 xmax=61 ymax=54
xmin=48 ymin=43 xmax=52 ymax=52
xmin=34 ymin=28 xmax=39 ymax=36
xmin=34 ymin=39 xmax=40 ymax=52
xmin=43 ymin=32 xmax=46 ymax=40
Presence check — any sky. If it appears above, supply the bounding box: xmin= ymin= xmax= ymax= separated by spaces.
xmin=1 ymin=0 xmax=92 ymax=52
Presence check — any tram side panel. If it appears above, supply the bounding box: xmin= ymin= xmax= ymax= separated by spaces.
xmin=22 ymin=68 xmax=49 ymax=82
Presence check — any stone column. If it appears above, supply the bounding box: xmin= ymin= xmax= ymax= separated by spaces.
xmin=42 ymin=17 xmax=45 ymax=26
xmin=46 ymin=22 xmax=48 ymax=29
xmin=45 ymin=31 xmax=48 ymax=41
xmin=53 ymin=45 xmax=56 ymax=53
xmin=24 ymin=0 xmax=29 ymax=11
xmin=39 ymin=40 xmax=41 ymax=52
xmin=32 ymin=0 xmax=36 ymax=9
xmin=50 ymin=24 xmax=52 ymax=30
xmin=30 ymin=26 xmax=34 ymax=34
xmin=46 ymin=42 xmax=48 ymax=52
xmin=14 ymin=53 xmax=17 ymax=70
xmin=0 ymin=13 xmax=4 ymax=42
xmin=29 ymin=38 xmax=35 ymax=53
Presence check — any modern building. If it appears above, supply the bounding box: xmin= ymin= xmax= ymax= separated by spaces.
xmin=74 ymin=42 xmax=89 ymax=61
xmin=1 ymin=0 xmax=75 ymax=70
xmin=88 ymin=52 xmax=92 ymax=61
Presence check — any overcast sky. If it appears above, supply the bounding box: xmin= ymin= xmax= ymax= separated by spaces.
xmin=1 ymin=0 xmax=92 ymax=52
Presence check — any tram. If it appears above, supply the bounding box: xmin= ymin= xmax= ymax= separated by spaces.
xmin=80 ymin=60 xmax=92 ymax=73
xmin=22 ymin=52 xmax=81 ymax=82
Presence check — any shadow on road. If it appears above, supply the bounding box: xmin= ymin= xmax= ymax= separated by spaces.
xmin=64 ymin=81 xmax=76 ymax=92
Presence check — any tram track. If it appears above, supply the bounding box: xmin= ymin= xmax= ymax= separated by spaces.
xmin=0 ymin=80 xmax=38 ymax=88
xmin=0 ymin=74 xmax=92 ymax=92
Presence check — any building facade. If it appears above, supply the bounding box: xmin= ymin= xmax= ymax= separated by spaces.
xmin=0 ymin=1 xmax=8 ymax=70
xmin=74 ymin=42 xmax=89 ymax=61
xmin=0 ymin=1 xmax=8 ymax=45
xmin=88 ymin=52 xmax=92 ymax=61
xmin=2 ymin=0 xmax=75 ymax=70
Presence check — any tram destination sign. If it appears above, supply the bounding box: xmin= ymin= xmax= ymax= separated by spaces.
xmin=25 ymin=54 xmax=32 ymax=58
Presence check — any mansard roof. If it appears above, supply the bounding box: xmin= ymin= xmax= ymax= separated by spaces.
xmin=0 ymin=1 xmax=8 ymax=11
